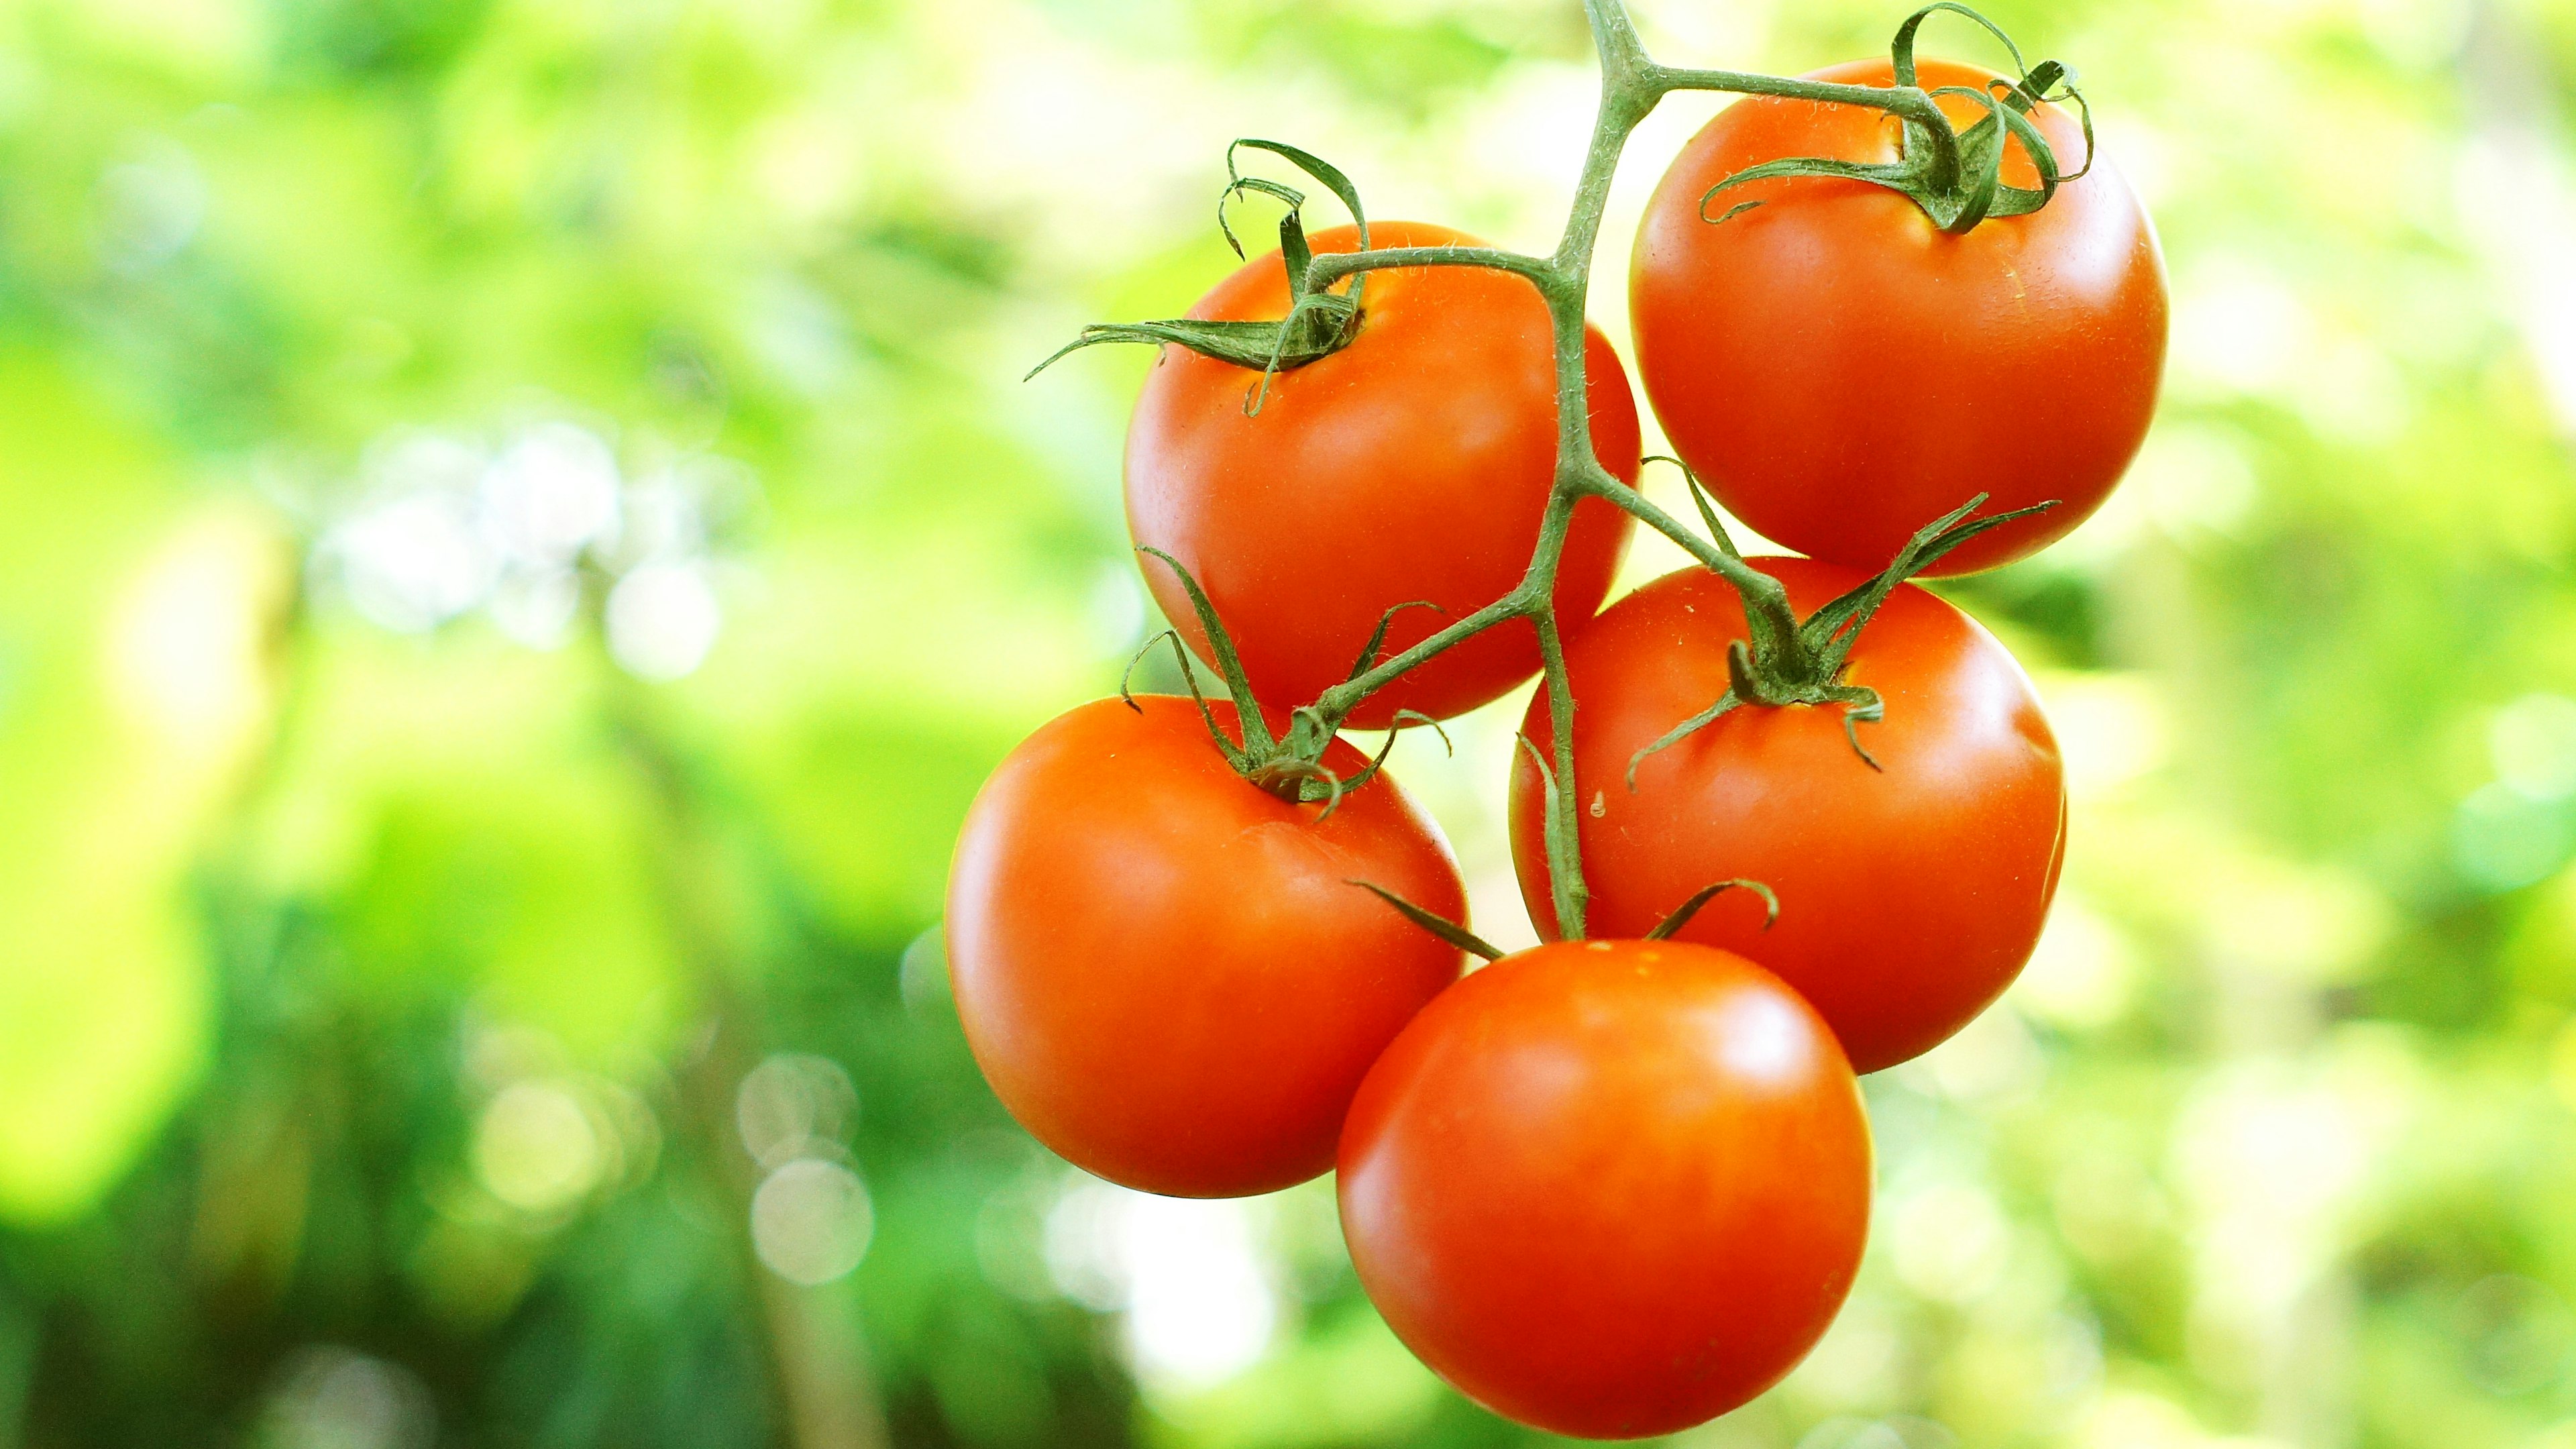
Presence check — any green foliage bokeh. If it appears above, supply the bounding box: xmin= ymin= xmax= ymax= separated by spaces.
xmin=7 ymin=1 xmax=2576 ymax=1446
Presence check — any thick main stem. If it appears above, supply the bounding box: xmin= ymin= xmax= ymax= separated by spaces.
xmin=1292 ymin=0 xmax=1928 ymax=938
xmin=1262 ymin=0 xmax=2023 ymax=938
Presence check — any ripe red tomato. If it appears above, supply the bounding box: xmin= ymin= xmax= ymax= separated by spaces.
xmin=1630 ymin=59 xmax=2167 ymax=575
xmin=1128 ymin=221 xmax=1640 ymax=728
xmin=1510 ymin=557 xmax=2064 ymax=1073
xmin=1338 ymin=938 xmax=1871 ymax=1438
xmin=946 ymin=694 xmax=1466 ymax=1197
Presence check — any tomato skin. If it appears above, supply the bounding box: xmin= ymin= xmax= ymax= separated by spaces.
xmin=1338 ymin=938 xmax=1872 ymax=1438
xmin=1128 ymin=221 xmax=1641 ymax=728
xmin=946 ymin=696 xmax=1466 ymax=1197
xmin=1630 ymin=59 xmax=2167 ymax=576
xmin=1510 ymin=558 xmax=2064 ymax=1074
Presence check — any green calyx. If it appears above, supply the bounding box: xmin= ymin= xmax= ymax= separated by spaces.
xmin=1124 ymin=547 xmax=1447 ymax=814
xmin=1698 ymin=3 xmax=2095 ymax=236
xmin=1625 ymin=466 xmax=2057 ymax=787
xmin=1027 ymin=141 xmax=1373 ymax=413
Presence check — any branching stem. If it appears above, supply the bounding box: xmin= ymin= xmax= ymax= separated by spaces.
xmin=1059 ymin=1 xmax=2082 ymax=941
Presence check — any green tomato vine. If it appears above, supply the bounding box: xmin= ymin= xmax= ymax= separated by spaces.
xmin=1044 ymin=0 xmax=2086 ymax=942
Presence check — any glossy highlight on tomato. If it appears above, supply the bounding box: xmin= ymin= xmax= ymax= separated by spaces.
xmin=946 ymin=695 xmax=1466 ymax=1197
xmin=1631 ymin=58 xmax=2167 ymax=575
xmin=1511 ymin=557 xmax=2065 ymax=1073
xmin=1127 ymin=221 xmax=1641 ymax=727
xmin=1338 ymin=938 xmax=1872 ymax=1438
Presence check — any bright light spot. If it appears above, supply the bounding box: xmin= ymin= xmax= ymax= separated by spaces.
xmin=1085 ymin=564 xmax=1148 ymax=656
xmin=473 ymin=1081 xmax=603 ymax=1214
xmin=95 ymin=136 xmax=205 ymax=273
xmin=106 ymin=511 xmax=278 ymax=763
xmin=2037 ymin=674 xmax=2167 ymax=802
xmin=364 ymin=430 xmax=486 ymax=496
xmin=257 ymin=1346 xmax=435 ymax=1449
xmin=2455 ymin=782 xmax=2575 ymax=893
xmin=2097 ymin=119 xmax=2171 ymax=207
xmin=2171 ymin=262 xmax=2308 ymax=395
xmin=1706 ymin=986 xmax=1815 ymax=1087
xmin=2170 ymin=1057 xmax=2402 ymax=1346
xmin=479 ymin=423 xmax=622 ymax=567
xmin=2014 ymin=896 xmax=2137 ymax=1030
xmin=325 ymin=489 xmax=494 ymax=634
xmin=606 ymin=561 xmax=722 ymax=680
xmin=1043 ymin=1177 xmax=1279 ymax=1387
xmin=1119 ymin=1194 xmax=1279 ymax=1386
xmin=2178 ymin=1085 xmax=2368 ymax=1225
xmin=2457 ymin=131 xmax=2576 ymax=435
xmin=2128 ymin=426 xmax=2257 ymax=539
xmin=751 ymin=1158 xmax=875 ymax=1286
xmin=2491 ymin=694 xmax=2576 ymax=801
xmin=735 ymin=1053 xmax=857 ymax=1171
xmin=1456 ymin=62 xmax=1599 ymax=229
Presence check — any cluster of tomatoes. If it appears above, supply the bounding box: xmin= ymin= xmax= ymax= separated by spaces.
xmin=947 ymin=31 xmax=2166 ymax=1442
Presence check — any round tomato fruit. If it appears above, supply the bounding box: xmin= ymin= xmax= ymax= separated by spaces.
xmin=1128 ymin=221 xmax=1640 ymax=727
xmin=1339 ymin=938 xmax=1872 ymax=1438
xmin=947 ymin=695 xmax=1467 ymax=1197
xmin=1630 ymin=58 xmax=2167 ymax=575
xmin=1511 ymin=558 xmax=2065 ymax=1074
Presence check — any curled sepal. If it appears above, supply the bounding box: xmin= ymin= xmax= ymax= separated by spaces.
xmin=1253 ymin=756 xmax=1345 ymax=818
xmin=1122 ymin=629 xmax=1248 ymax=772
xmin=1032 ymin=140 xmax=1375 ymax=407
xmin=1801 ymin=493 xmax=2058 ymax=667
xmin=1625 ymin=674 xmax=1743 ymax=792
xmin=1226 ymin=140 xmax=1372 ymax=413
xmin=1391 ymin=709 xmax=1452 ymax=757
xmin=1026 ymin=316 xmax=1352 ymax=382
xmin=1330 ymin=708 xmax=1452 ymax=797
xmin=1347 ymin=879 xmax=1503 ymax=963
xmin=1516 ymin=734 xmax=1583 ymax=942
xmin=1136 ymin=545 xmax=1274 ymax=755
xmin=1892 ymin=0 xmax=2094 ymax=164
xmin=1697 ymin=1 xmax=2086 ymax=237
xmin=1346 ymin=600 xmax=1448 ymax=682
xmin=1224 ymin=139 xmax=1371 ymax=262
xmin=1645 ymin=879 xmax=1782 ymax=940
xmin=1644 ymin=454 xmax=1746 ymax=560
xmin=1829 ymin=685 xmax=1886 ymax=772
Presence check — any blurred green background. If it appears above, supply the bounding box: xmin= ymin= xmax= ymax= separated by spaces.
xmin=6 ymin=0 xmax=2576 ymax=1445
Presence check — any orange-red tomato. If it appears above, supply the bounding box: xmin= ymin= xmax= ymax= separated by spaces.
xmin=946 ymin=695 xmax=1466 ymax=1197
xmin=1338 ymin=938 xmax=1872 ymax=1438
xmin=1631 ymin=59 xmax=2167 ymax=575
xmin=1511 ymin=558 xmax=2065 ymax=1073
xmin=1128 ymin=221 xmax=1640 ymax=727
